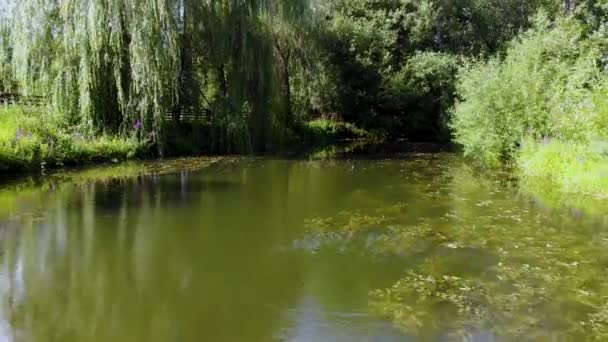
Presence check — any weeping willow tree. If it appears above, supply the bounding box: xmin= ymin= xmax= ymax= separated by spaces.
xmin=266 ymin=0 xmax=320 ymax=133
xmin=198 ymin=0 xmax=275 ymax=152
xmin=8 ymin=0 xmax=180 ymax=141
xmin=5 ymin=0 xmax=317 ymax=153
xmin=196 ymin=0 xmax=318 ymax=151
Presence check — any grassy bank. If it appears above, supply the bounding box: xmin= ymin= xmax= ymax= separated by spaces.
xmin=298 ymin=119 xmax=374 ymax=144
xmin=518 ymin=139 xmax=608 ymax=199
xmin=0 ymin=106 xmax=145 ymax=172
xmin=0 ymin=108 xmax=374 ymax=174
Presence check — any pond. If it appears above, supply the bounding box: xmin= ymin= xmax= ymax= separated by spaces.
xmin=0 ymin=153 xmax=606 ymax=341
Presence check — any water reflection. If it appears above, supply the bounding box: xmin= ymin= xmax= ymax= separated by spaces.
xmin=0 ymin=155 xmax=605 ymax=341
xmin=279 ymin=296 xmax=406 ymax=342
xmin=298 ymin=156 xmax=608 ymax=339
xmin=0 ymin=158 xmax=412 ymax=341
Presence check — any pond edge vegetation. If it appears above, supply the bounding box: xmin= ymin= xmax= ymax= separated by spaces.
xmin=0 ymin=0 xmax=605 ymax=205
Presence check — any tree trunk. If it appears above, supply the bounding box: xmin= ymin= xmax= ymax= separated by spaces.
xmin=218 ymin=64 xmax=228 ymax=99
xmin=173 ymin=0 xmax=193 ymax=123
xmin=173 ymin=42 xmax=193 ymax=123
xmin=276 ymin=45 xmax=292 ymax=128
xmin=282 ymin=57 xmax=292 ymax=127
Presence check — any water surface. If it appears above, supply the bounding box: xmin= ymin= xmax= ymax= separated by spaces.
xmin=0 ymin=154 xmax=606 ymax=341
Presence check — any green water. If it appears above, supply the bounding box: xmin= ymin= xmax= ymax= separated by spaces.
xmin=0 ymin=154 xmax=606 ymax=341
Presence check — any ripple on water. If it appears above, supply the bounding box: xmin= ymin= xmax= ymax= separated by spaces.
xmin=275 ymin=296 xmax=409 ymax=342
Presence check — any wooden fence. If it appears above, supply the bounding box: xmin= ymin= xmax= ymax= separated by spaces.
xmin=0 ymin=93 xmax=46 ymax=106
xmin=165 ymin=107 xmax=212 ymax=122
xmin=1 ymin=93 xmax=214 ymax=122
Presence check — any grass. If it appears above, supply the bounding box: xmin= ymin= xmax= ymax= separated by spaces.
xmin=518 ymin=139 xmax=608 ymax=199
xmin=0 ymin=108 xmax=378 ymax=174
xmin=0 ymin=106 xmax=145 ymax=173
xmin=299 ymin=119 xmax=373 ymax=143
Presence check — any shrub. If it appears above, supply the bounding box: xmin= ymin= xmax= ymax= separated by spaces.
xmin=450 ymin=14 xmax=604 ymax=165
xmin=383 ymin=51 xmax=461 ymax=140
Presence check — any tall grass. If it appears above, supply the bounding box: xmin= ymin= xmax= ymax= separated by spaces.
xmin=0 ymin=106 xmax=144 ymax=172
xmin=300 ymin=119 xmax=372 ymax=143
xmin=518 ymin=139 xmax=608 ymax=198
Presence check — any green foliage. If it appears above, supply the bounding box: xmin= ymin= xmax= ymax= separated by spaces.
xmin=312 ymin=0 xmax=551 ymax=141
xmin=450 ymin=7 xmax=608 ymax=198
xmin=3 ymin=0 xmax=601 ymax=160
xmin=315 ymin=0 xmax=441 ymax=132
xmin=0 ymin=2 xmax=14 ymax=92
xmin=383 ymin=52 xmax=461 ymax=140
xmin=591 ymin=78 xmax=608 ymax=137
xmin=428 ymin=0 xmax=560 ymax=54
xmin=1 ymin=0 xmax=566 ymax=152
xmin=300 ymin=119 xmax=372 ymax=144
xmin=451 ymin=14 xmax=605 ymax=164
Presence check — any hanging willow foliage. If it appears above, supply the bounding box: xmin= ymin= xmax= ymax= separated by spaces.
xmin=11 ymin=0 xmax=183 ymax=136
xmin=0 ymin=2 xmax=14 ymax=93
xmin=4 ymin=0 xmax=317 ymax=153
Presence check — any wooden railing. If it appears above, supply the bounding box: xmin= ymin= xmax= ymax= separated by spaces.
xmin=164 ymin=106 xmax=213 ymax=122
xmin=0 ymin=93 xmax=46 ymax=106
xmin=1 ymin=93 xmax=214 ymax=122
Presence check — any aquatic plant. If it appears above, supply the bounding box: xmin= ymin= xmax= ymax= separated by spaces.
xmin=300 ymin=160 xmax=608 ymax=339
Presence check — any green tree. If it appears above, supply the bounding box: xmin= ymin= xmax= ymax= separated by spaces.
xmin=312 ymin=0 xmax=553 ymax=140
xmin=268 ymin=0 xmax=318 ymax=129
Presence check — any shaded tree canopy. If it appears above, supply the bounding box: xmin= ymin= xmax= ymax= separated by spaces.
xmin=311 ymin=0 xmax=559 ymax=140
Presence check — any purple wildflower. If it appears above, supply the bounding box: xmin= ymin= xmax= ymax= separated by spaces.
xmin=15 ymin=128 xmax=23 ymax=141
xmin=133 ymin=119 xmax=143 ymax=131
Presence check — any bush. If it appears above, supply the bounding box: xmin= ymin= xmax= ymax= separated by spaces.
xmin=382 ymin=51 xmax=461 ymax=140
xmin=309 ymin=0 xmax=552 ymax=141
xmin=451 ymin=14 xmax=604 ymax=165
